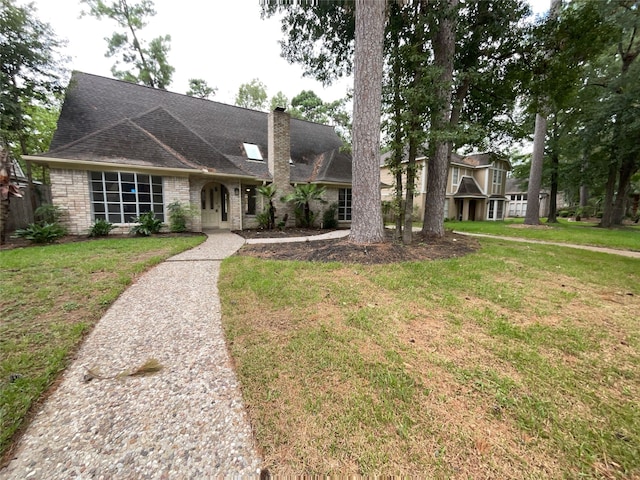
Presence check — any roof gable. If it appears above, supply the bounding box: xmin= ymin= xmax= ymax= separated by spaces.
xmin=45 ymin=72 xmax=351 ymax=182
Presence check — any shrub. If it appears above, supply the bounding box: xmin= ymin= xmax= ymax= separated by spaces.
xmin=167 ymin=201 xmax=194 ymax=233
xmin=129 ymin=211 xmax=163 ymax=236
xmin=89 ymin=218 xmax=116 ymax=237
xmin=256 ymin=210 xmax=271 ymax=229
xmin=14 ymin=222 xmax=67 ymax=243
xmin=13 ymin=204 xmax=67 ymax=244
xmin=34 ymin=204 xmax=64 ymax=224
xmin=322 ymin=203 xmax=338 ymax=229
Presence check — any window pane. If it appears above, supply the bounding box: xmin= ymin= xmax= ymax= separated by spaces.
xmin=90 ymin=171 xmax=163 ymax=223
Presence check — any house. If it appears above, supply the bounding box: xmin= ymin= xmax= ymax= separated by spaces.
xmin=505 ymin=177 xmax=570 ymax=218
xmin=380 ymin=151 xmax=511 ymax=221
xmin=25 ymin=72 xmax=353 ymax=235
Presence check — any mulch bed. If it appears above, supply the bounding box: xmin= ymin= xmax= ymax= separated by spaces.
xmin=234 ymin=228 xmax=479 ymax=264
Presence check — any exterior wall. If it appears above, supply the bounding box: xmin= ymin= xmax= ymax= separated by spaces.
xmin=268 ymin=109 xmax=294 ymax=226
xmin=50 ymin=168 xmax=92 ymax=235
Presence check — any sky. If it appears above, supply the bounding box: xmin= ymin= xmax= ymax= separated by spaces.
xmin=27 ymin=0 xmax=551 ymax=107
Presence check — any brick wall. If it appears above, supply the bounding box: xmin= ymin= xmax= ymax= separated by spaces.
xmin=50 ymin=169 xmax=92 ymax=235
xmin=268 ymin=109 xmax=294 ymax=226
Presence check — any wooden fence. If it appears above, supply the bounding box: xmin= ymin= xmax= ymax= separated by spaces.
xmin=6 ymin=184 xmax=52 ymax=232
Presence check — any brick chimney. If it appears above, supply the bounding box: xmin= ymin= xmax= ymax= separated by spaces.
xmin=268 ymin=107 xmax=293 ymax=224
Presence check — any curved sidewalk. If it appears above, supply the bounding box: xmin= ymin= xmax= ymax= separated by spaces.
xmin=453 ymin=231 xmax=640 ymax=259
xmin=1 ymin=231 xmax=262 ymax=479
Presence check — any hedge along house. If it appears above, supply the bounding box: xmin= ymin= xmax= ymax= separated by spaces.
xmin=25 ymin=72 xmax=353 ymax=234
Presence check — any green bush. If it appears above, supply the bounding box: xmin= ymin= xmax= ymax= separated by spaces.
xmin=13 ymin=204 xmax=67 ymax=244
xmin=14 ymin=222 xmax=67 ymax=243
xmin=34 ymin=204 xmax=64 ymax=224
xmin=167 ymin=201 xmax=194 ymax=233
xmin=88 ymin=218 xmax=116 ymax=237
xmin=322 ymin=203 xmax=338 ymax=229
xmin=129 ymin=211 xmax=163 ymax=236
xmin=256 ymin=210 xmax=271 ymax=229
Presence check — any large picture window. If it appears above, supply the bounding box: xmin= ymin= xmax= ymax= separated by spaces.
xmin=338 ymin=188 xmax=352 ymax=221
xmin=90 ymin=171 xmax=164 ymax=223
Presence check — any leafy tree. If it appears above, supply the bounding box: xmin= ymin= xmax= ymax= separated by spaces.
xmin=269 ymin=91 xmax=289 ymax=111
xmin=290 ymin=90 xmax=352 ymax=145
xmin=81 ymin=0 xmax=174 ymax=89
xmin=186 ymin=78 xmax=216 ymax=99
xmin=1 ymin=0 xmax=66 ymax=207
xmin=282 ymin=183 xmax=326 ymax=228
xmin=235 ymin=78 xmax=268 ymax=111
xmin=350 ymin=0 xmax=386 ymax=243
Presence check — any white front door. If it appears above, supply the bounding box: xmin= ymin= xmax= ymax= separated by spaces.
xmin=201 ymin=184 xmax=220 ymax=228
xmin=201 ymin=183 xmax=230 ymax=229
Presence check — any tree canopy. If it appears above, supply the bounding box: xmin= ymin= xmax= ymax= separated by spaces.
xmin=81 ymin=0 xmax=174 ymax=89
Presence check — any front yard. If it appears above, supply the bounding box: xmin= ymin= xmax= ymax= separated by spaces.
xmin=221 ymin=235 xmax=640 ymax=477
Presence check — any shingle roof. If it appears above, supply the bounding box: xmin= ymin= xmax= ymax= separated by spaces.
xmin=454 ymin=177 xmax=484 ymax=197
xmin=43 ymin=72 xmax=352 ymax=184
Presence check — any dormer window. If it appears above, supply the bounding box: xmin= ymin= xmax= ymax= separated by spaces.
xmin=243 ymin=143 xmax=263 ymax=161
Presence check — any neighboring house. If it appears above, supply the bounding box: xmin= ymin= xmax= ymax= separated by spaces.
xmin=505 ymin=177 xmax=569 ymax=218
xmin=25 ymin=72 xmax=353 ymax=235
xmin=380 ymin=151 xmax=511 ymax=221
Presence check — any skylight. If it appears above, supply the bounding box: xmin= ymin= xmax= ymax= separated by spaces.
xmin=243 ymin=143 xmax=263 ymax=160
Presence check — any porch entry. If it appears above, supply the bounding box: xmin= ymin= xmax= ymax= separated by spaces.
xmin=201 ymin=182 xmax=229 ymax=229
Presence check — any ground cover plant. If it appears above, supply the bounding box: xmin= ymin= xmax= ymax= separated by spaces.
xmin=0 ymin=234 xmax=205 ymax=461
xmin=448 ymin=219 xmax=640 ymax=251
xmin=221 ymin=237 xmax=640 ymax=477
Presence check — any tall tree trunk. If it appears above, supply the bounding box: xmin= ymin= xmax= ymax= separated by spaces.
xmin=350 ymin=0 xmax=386 ymax=244
xmin=612 ymin=154 xmax=636 ymax=225
xmin=402 ymin=134 xmax=418 ymax=245
xmin=547 ymin=123 xmax=559 ymax=223
xmin=524 ymin=113 xmax=547 ymax=225
xmin=390 ymin=21 xmax=404 ymax=241
xmin=421 ymin=0 xmax=457 ymax=238
xmin=599 ymin=160 xmax=618 ymax=228
xmin=547 ymin=150 xmax=558 ymax=223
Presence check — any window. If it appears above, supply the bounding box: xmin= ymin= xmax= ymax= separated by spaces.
xmin=243 ymin=143 xmax=263 ymax=161
xmin=244 ymin=185 xmax=257 ymax=215
xmin=488 ymin=199 xmax=505 ymax=220
xmin=491 ymin=163 xmax=505 ymax=195
xmin=338 ymin=188 xmax=352 ymax=221
xmin=90 ymin=171 xmax=164 ymax=223
xmin=452 ymin=167 xmax=460 ymax=186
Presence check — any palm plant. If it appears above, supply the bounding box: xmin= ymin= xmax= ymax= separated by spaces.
xmin=282 ymin=184 xmax=326 ymax=227
xmin=257 ymin=184 xmax=278 ymax=229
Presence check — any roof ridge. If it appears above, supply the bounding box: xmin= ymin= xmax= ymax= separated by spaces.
xmin=131 ymin=105 xmax=228 ymax=159
xmin=46 ymin=117 xmax=137 ymax=154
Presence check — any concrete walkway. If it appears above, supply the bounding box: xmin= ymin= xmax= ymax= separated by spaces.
xmin=1 ymin=231 xmax=261 ymax=479
xmin=244 ymin=229 xmax=350 ymax=244
xmin=454 ymin=231 xmax=640 ymax=259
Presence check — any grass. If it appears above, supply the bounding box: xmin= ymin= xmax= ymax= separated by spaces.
xmin=0 ymin=234 xmax=205 ymax=459
xmin=447 ymin=218 xmax=640 ymax=251
xmin=220 ymin=239 xmax=640 ymax=477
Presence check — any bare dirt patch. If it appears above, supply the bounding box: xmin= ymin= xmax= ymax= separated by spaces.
xmin=235 ymin=229 xmax=479 ymax=264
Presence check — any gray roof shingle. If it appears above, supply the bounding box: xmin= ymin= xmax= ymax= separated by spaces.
xmin=44 ymin=72 xmax=352 ymax=183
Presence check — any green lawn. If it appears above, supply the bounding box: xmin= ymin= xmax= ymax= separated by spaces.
xmin=220 ymin=237 xmax=640 ymax=477
xmin=0 ymin=234 xmax=205 ymax=460
xmin=447 ymin=218 xmax=640 ymax=251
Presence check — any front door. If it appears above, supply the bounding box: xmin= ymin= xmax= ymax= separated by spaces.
xmin=201 ymin=183 xmax=229 ymax=229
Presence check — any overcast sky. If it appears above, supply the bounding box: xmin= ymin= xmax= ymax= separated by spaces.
xmin=27 ymin=0 xmax=550 ymax=106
